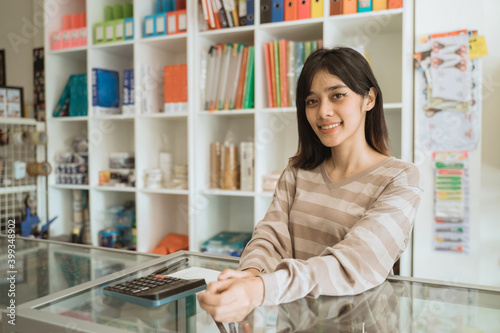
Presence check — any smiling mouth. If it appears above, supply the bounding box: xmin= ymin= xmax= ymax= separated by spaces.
xmin=319 ymin=123 xmax=341 ymax=130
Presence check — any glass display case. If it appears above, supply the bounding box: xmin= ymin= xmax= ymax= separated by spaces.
xmin=2 ymin=237 xmax=500 ymax=332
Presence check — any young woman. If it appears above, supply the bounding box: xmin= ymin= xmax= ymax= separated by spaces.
xmin=198 ymin=47 xmax=423 ymax=322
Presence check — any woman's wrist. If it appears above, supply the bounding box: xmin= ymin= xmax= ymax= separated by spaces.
xmin=242 ymin=268 xmax=260 ymax=276
xmin=249 ymin=276 xmax=265 ymax=307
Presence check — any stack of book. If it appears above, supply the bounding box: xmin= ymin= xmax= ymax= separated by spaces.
xmin=263 ymin=39 xmax=322 ymax=108
xmin=202 ymin=43 xmax=254 ymax=111
xmin=200 ymin=0 xmax=255 ymax=29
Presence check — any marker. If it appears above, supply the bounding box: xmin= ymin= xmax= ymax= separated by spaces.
xmin=436 ymin=227 xmax=464 ymax=232
xmin=435 ymin=162 xmax=465 ymax=169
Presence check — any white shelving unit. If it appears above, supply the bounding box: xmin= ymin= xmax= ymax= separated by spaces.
xmin=44 ymin=0 xmax=414 ymax=272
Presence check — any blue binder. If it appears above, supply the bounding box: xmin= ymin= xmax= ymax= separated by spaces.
xmin=271 ymin=0 xmax=284 ymax=22
xmin=247 ymin=0 xmax=255 ymax=25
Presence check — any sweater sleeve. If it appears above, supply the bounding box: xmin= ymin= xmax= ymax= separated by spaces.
xmin=258 ymin=164 xmax=423 ymax=306
xmin=238 ymin=163 xmax=297 ymax=273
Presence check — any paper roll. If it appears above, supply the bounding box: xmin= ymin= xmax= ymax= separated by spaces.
xmin=210 ymin=142 xmax=221 ymax=189
xmin=222 ymin=144 xmax=239 ymax=190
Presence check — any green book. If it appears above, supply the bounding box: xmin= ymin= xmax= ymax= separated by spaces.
xmin=274 ymin=40 xmax=281 ymax=108
xmin=243 ymin=46 xmax=255 ymax=109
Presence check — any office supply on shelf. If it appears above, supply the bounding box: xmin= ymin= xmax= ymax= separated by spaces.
xmin=261 ymin=0 xmax=272 ymax=23
xmin=247 ymin=0 xmax=255 ymax=25
xmin=343 ymin=0 xmax=357 ymax=14
xmin=271 ymin=0 xmax=284 ymax=22
xmin=285 ymin=0 xmax=298 ymax=20
xmin=311 ymin=0 xmax=323 ymax=18
xmin=298 ymin=0 xmax=311 ymax=19
xmin=372 ymin=0 xmax=387 ymax=11
xmin=92 ymin=68 xmax=120 ymax=115
xmin=388 ymin=0 xmax=402 ymax=9
xmin=330 ymin=0 xmax=343 ymax=15
xmin=358 ymin=0 xmax=372 ymax=12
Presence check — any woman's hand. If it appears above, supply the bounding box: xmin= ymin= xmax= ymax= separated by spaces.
xmin=198 ymin=276 xmax=264 ymax=322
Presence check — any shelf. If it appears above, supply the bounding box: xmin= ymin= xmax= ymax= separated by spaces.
xmin=92 ymin=114 xmax=135 ymax=121
xmin=259 ymin=107 xmax=296 ymax=113
xmin=93 ymin=186 xmax=136 ymax=193
xmin=257 ymin=191 xmax=274 ymax=198
xmin=139 ymin=188 xmax=189 ymax=195
xmin=199 ymin=25 xmax=254 ymax=37
xmin=384 ymin=103 xmax=404 ymax=110
xmin=49 ymin=116 xmax=88 ymax=122
xmin=0 ymin=117 xmax=39 ymax=125
xmin=91 ymin=41 xmax=134 ymax=56
xmin=198 ymin=110 xmax=255 ymax=116
xmin=138 ymin=33 xmax=187 ymax=50
xmin=139 ymin=112 xmax=188 ymax=119
xmin=0 ymin=185 xmax=37 ymax=195
xmin=201 ymin=189 xmax=255 ymax=197
xmin=47 ymin=47 xmax=87 ymax=62
xmin=50 ymin=184 xmax=90 ymax=190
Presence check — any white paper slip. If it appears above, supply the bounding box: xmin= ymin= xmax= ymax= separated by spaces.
xmin=168 ymin=267 xmax=222 ymax=284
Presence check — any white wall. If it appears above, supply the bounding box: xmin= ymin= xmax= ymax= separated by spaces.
xmin=413 ymin=0 xmax=500 ymax=287
xmin=0 ymin=0 xmax=45 ymax=117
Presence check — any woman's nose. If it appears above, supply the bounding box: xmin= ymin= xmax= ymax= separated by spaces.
xmin=318 ymin=100 xmax=334 ymax=118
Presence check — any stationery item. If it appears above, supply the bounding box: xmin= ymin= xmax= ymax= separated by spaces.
xmin=239 ymin=142 xmax=254 ymax=191
xmin=297 ymin=0 xmax=311 ymax=19
xmin=330 ymin=0 xmax=343 ymax=15
xmin=432 ymin=151 xmax=469 ymax=254
xmin=273 ymin=41 xmax=281 ymax=107
xmin=210 ymin=142 xmax=221 ymax=188
xmin=271 ymin=0 xmax=284 ymax=22
xmin=311 ymin=0 xmax=323 ymax=18
xmin=92 ymin=68 xmax=120 ymax=115
xmin=343 ymin=0 xmax=357 ymax=14
xmin=269 ymin=42 xmax=278 ymax=107
xmin=247 ymin=0 xmax=255 ymax=25
xmin=142 ymin=64 xmax=164 ymax=114
xmin=238 ymin=0 xmax=248 ymax=25
xmin=387 ymin=0 xmax=402 ymax=8
xmin=287 ymin=40 xmax=297 ymax=106
xmin=218 ymin=44 xmax=232 ymax=110
xmin=358 ymin=0 xmax=372 ymax=12
xmin=210 ymin=43 xmax=224 ymax=110
xmin=94 ymin=22 xmax=105 ymax=44
xmin=264 ymin=43 xmax=274 ymax=108
xmin=261 ymin=0 xmax=272 ymax=23
xmin=177 ymin=9 xmax=187 ymax=32
xmin=201 ymin=231 xmax=252 ymax=256
xmin=222 ymin=144 xmax=238 ymax=190
xmin=156 ymin=13 xmax=167 ymax=35
xmin=234 ymin=46 xmax=249 ymax=110
xmin=284 ymin=0 xmax=298 ymax=20
xmin=105 ymin=21 xmax=114 ymax=42
xmin=228 ymin=43 xmax=244 ymax=109
xmin=279 ymin=40 xmax=288 ymax=107
xmin=123 ymin=69 xmax=134 ymax=115
xmin=242 ymin=46 xmax=255 ymax=109
xmin=144 ymin=14 xmax=156 ymax=37
xmin=124 ymin=17 xmax=134 ymax=40
xmin=372 ymin=0 xmax=387 ymax=10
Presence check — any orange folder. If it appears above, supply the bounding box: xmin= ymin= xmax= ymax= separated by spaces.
xmin=387 ymin=0 xmax=402 ymax=8
xmin=298 ymin=0 xmax=311 ymax=19
xmin=234 ymin=47 xmax=249 ymax=110
xmin=343 ymin=0 xmax=357 ymax=14
xmin=284 ymin=0 xmax=298 ymax=21
xmin=264 ymin=43 xmax=274 ymax=108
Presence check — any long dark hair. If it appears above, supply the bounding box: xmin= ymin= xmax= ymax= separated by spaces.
xmin=290 ymin=47 xmax=390 ymax=170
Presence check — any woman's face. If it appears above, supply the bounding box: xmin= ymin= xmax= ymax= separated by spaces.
xmin=305 ymin=70 xmax=375 ymax=150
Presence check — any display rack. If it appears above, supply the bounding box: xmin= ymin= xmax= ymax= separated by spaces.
xmin=0 ymin=117 xmax=47 ymax=234
xmin=44 ymin=0 xmax=414 ymax=273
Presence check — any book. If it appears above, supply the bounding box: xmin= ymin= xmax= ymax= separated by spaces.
xmin=53 ymin=77 xmax=71 ymax=117
xmin=264 ymin=43 xmax=274 ymax=108
xmin=279 ymin=39 xmax=288 ymax=107
xmin=274 ymin=40 xmax=281 ymax=107
xmin=242 ymin=46 xmax=255 ymax=109
xmin=234 ymin=47 xmax=249 ymax=109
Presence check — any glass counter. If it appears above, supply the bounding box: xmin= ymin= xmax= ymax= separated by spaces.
xmin=2 ymin=240 xmax=500 ymax=332
xmin=0 ymin=236 xmax=159 ymax=307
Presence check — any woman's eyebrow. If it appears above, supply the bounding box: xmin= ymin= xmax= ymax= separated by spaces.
xmin=307 ymin=85 xmax=347 ymax=97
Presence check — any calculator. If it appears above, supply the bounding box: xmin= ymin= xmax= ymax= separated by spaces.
xmin=103 ymin=273 xmax=207 ymax=308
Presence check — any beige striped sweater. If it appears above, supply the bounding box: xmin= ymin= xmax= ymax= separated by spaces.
xmin=239 ymin=157 xmax=422 ymax=306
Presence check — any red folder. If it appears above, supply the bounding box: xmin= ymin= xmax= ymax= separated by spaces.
xmin=330 ymin=0 xmax=343 ymax=15
xmin=285 ymin=0 xmax=298 ymax=21
xmin=298 ymin=0 xmax=311 ymax=19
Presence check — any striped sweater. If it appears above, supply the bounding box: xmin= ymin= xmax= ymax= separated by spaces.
xmin=239 ymin=157 xmax=422 ymax=306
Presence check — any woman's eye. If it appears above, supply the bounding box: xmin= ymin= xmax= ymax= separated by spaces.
xmin=332 ymin=93 xmax=347 ymax=99
xmin=306 ymin=99 xmax=317 ymax=106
